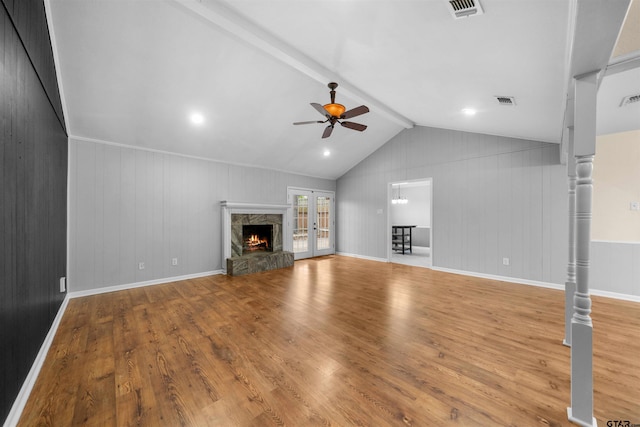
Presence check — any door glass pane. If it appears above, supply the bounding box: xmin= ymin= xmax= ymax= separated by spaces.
xmin=316 ymin=196 xmax=330 ymax=250
xmin=293 ymin=195 xmax=308 ymax=253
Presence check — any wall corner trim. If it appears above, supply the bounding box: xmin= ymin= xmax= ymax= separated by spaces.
xmin=4 ymin=295 xmax=70 ymax=427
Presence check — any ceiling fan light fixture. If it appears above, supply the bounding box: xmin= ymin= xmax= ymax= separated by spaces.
xmin=293 ymin=83 xmax=368 ymax=138
xmin=324 ymin=103 xmax=346 ymax=117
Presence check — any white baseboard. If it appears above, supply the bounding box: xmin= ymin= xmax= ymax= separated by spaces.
xmin=431 ymin=266 xmax=640 ymax=303
xmin=431 ymin=266 xmax=565 ymax=291
xmin=336 ymin=255 xmax=640 ymax=303
xmin=3 ymin=295 xmax=70 ymax=427
xmin=68 ymin=270 xmax=224 ymax=299
xmin=588 ymin=288 xmax=640 ymax=303
xmin=336 ymin=252 xmax=388 ymax=263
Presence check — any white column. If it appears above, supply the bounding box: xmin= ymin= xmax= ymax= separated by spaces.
xmin=567 ymin=71 xmax=598 ymax=427
xmin=564 ymin=129 xmax=576 ymax=347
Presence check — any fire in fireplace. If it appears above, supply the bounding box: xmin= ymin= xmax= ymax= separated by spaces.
xmin=242 ymin=224 xmax=273 ymax=253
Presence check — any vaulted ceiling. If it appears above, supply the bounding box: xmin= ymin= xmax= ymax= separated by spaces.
xmin=48 ymin=0 xmax=638 ymax=180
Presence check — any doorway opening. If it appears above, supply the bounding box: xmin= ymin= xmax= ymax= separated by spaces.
xmin=388 ymin=179 xmax=432 ymax=268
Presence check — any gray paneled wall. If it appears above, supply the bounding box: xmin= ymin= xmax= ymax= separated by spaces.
xmin=68 ymin=138 xmax=335 ymax=292
xmin=337 ymin=126 xmax=568 ymax=285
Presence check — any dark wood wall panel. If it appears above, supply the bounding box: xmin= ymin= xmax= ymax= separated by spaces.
xmin=1 ymin=1 xmax=67 ymax=423
xmin=1 ymin=7 xmax=20 ymax=417
xmin=1 ymin=0 xmax=66 ymax=132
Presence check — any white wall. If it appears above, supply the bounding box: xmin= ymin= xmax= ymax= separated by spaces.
xmin=337 ymin=126 xmax=568 ymax=285
xmin=68 ymin=138 xmax=335 ymax=292
xmin=390 ymin=184 xmax=431 ymax=227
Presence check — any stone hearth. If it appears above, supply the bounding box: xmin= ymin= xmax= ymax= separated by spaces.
xmin=227 ymin=251 xmax=294 ymax=276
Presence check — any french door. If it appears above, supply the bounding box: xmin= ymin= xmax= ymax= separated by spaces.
xmin=287 ymin=188 xmax=335 ymax=260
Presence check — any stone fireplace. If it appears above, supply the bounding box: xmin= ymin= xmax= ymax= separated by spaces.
xmin=221 ymin=202 xmax=293 ymax=275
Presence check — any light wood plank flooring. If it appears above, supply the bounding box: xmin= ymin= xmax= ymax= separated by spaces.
xmin=19 ymin=256 xmax=640 ymax=426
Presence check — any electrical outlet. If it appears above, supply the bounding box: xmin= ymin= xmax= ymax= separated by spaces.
xmin=172 ymin=258 xmax=178 ymax=266
xmin=138 ymin=262 xmax=145 ymax=270
xmin=502 ymin=257 xmax=510 ymax=266
xmin=630 ymin=201 xmax=640 ymax=211
xmin=59 ymin=277 xmax=66 ymax=293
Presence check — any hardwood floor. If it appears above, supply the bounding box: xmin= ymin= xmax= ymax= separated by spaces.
xmin=19 ymin=256 xmax=640 ymax=426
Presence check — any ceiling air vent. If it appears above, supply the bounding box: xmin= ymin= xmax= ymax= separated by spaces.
xmin=447 ymin=0 xmax=484 ymax=19
xmin=620 ymin=93 xmax=640 ymax=107
xmin=495 ymin=96 xmax=516 ymax=106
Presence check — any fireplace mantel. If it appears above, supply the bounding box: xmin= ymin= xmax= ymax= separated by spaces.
xmin=221 ymin=201 xmax=291 ymax=273
xmin=221 ymin=201 xmax=291 ymax=212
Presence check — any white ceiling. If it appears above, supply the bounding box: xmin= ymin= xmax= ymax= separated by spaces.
xmin=48 ymin=0 xmax=638 ymax=180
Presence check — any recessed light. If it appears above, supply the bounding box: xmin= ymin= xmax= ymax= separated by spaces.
xmin=190 ymin=112 xmax=205 ymax=125
xmin=462 ymin=108 xmax=476 ymax=116
xmin=323 ymin=150 xmax=331 ymax=157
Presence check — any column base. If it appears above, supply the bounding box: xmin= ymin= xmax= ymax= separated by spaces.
xmin=567 ymin=407 xmax=597 ymax=427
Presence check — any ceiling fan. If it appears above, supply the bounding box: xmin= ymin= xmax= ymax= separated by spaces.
xmin=293 ymin=82 xmax=369 ymax=138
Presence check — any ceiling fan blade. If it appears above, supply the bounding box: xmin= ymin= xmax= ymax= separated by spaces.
xmin=341 ymin=105 xmax=369 ymax=119
xmin=311 ymin=102 xmax=330 ymax=118
xmin=322 ymin=125 xmax=334 ymax=138
xmin=293 ymin=120 xmax=324 ymax=125
xmin=340 ymin=121 xmax=367 ymax=132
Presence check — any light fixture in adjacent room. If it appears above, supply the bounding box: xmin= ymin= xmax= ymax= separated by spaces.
xmin=190 ymin=112 xmax=205 ymax=125
xmin=391 ymin=183 xmax=409 ymax=204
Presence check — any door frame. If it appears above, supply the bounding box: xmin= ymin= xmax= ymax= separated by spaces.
xmin=386 ymin=178 xmax=433 ymax=264
xmin=287 ymin=187 xmax=335 ymax=260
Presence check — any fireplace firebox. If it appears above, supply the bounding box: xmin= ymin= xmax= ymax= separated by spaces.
xmin=242 ymin=224 xmax=273 ymax=254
